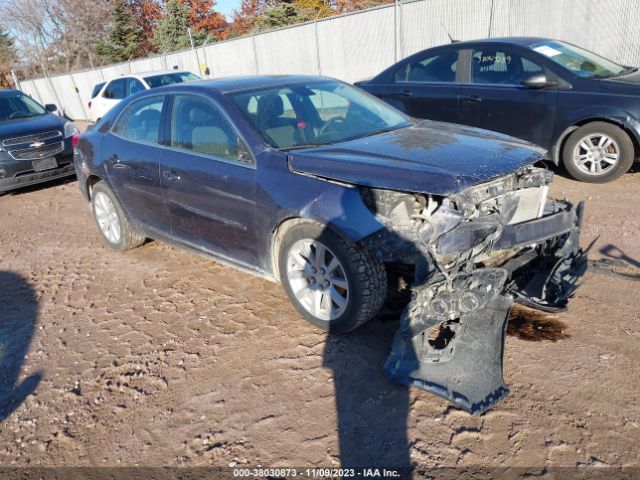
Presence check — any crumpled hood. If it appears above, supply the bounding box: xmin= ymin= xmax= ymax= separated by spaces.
xmin=288 ymin=120 xmax=547 ymax=195
xmin=0 ymin=114 xmax=65 ymax=140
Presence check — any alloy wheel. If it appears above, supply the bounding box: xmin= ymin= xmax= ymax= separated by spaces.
xmin=286 ymin=239 xmax=350 ymax=321
xmin=94 ymin=191 xmax=122 ymax=244
xmin=572 ymin=133 xmax=620 ymax=176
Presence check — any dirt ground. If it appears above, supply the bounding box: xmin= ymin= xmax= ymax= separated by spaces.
xmin=0 ymin=160 xmax=639 ymax=476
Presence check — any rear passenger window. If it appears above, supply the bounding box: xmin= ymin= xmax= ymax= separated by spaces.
xmin=103 ymin=79 xmax=127 ymax=99
xmin=170 ymin=95 xmax=250 ymax=164
xmin=112 ymin=96 xmax=164 ymax=143
xmin=395 ymin=51 xmax=458 ymax=83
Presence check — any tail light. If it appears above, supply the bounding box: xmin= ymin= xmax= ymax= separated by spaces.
xmin=72 ymin=134 xmax=79 ymax=148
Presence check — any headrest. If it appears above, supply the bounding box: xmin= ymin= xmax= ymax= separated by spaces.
xmin=257 ymin=94 xmax=284 ymax=119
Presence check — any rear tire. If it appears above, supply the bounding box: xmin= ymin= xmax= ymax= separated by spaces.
xmin=91 ymin=182 xmax=145 ymax=251
xmin=562 ymin=122 xmax=634 ymax=183
xmin=278 ymin=222 xmax=387 ymax=333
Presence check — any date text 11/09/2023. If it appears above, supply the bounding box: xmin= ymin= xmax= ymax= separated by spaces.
xmin=232 ymin=468 xmax=403 ymax=477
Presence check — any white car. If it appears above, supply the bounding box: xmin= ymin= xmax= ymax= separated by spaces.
xmin=87 ymin=70 xmax=200 ymax=122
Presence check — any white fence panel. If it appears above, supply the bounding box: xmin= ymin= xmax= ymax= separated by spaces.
xmin=18 ymin=0 xmax=640 ymax=119
xmin=317 ymin=7 xmax=395 ymax=82
xmin=400 ymin=0 xmax=493 ymax=58
xmin=202 ymin=37 xmax=258 ymax=78
xmin=254 ymin=23 xmax=318 ymax=75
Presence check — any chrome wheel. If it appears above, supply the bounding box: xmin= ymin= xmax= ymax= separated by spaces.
xmin=573 ymin=133 xmax=620 ymax=176
xmin=286 ymin=239 xmax=350 ymax=321
xmin=94 ymin=191 xmax=121 ymax=244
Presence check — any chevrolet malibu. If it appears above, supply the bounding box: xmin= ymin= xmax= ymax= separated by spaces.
xmin=74 ymin=75 xmax=586 ymax=414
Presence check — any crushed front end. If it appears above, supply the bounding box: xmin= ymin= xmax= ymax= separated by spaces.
xmin=360 ymin=166 xmax=587 ymax=414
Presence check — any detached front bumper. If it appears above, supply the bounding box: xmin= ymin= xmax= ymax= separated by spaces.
xmin=384 ymin=199 xmax=586 ymax=415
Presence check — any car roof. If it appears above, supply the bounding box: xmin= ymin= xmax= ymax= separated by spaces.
xmin=131 ymin=69 xmax=193 ymax=78
xmin=0 ymin=89 xmax=23 ymax=97
xmin=445 ymin=37 xmax=553 ymax=48
xmin=165 ymin=74 xmax=335 ymax=95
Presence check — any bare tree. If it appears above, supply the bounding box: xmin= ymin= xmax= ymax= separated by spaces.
xmin=0 ymin=0 xmax=110 ymax=75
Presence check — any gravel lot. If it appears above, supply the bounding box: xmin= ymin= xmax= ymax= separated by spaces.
xmin=0 ymin=160 xmax=639 ymax=474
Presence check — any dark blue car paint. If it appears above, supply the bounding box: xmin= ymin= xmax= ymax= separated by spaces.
xmin=289 ymin=120 xmax=545 ymax=195
xmin=360 ymin=37 xmax=640 ymax=164
xmin=74 ymin=76 xmax=546 ymax=278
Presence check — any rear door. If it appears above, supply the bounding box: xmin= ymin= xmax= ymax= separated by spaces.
xmin=459 ymin=47 xmax=559 ymax=148
xmin=160 ymin=93 xmax=260 ymax=266
xmin=365 ymin=48 xmax=462 ymax=123
xmin=102 ymin=94 xmax=169 ymax=233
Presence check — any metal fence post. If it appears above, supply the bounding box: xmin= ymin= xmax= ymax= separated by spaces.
xmin=70 ymin=73 xmax=89 ymax=120
xmin=252 ymin=34 xmax=260 ymax=74
xmin=314 ymin=21 xmax=322 ymax=75
xmin=394 ymin=0 xmax=398 ymax=62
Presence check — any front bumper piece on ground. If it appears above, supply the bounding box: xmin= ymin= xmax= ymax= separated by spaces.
xmin=384 ymin=200 xmax=587 ymax=415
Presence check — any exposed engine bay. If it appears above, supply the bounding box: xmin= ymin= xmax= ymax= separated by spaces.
xmin=360 ymin=166 xmax=587 ymax=414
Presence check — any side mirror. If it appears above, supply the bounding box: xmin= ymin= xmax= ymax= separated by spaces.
xmin=521 ymin=73 xmax=557 ymax=89
xmin=45 ymin=104 xmax=58 ymax=112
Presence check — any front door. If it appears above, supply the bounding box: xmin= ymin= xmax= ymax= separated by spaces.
xmin=459 ymin=47 xmax=558 ymax=148
xmin=160 ymin=94 xmax=259 ymax=267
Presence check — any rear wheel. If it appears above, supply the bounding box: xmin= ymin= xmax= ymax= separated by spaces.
xmin=562 ymin=122 xmax=634 ymax=183
xmin=278 ymin=222 xmax=387 ymax=333
xmin=91 ymin=182 xmax=145 ymax=251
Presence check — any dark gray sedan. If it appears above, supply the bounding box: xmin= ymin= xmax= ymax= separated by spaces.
xmin=359 ymin=37 xmax=640 ymax=183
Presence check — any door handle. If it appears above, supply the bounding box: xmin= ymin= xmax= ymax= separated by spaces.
xmin=466 ymin=95 xmax=482 ymax=103
xmin=398 ymin=90 xmax=413 ymax=98
xmin=163 ymin=170 xmax=181 ymax=183
xmin=107 ymin=154 xmax=127 ymax=169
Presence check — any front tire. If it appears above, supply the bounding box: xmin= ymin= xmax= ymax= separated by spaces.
xmin=91 ymin=182 xmax=145 ymax=251
xmin=562 ymin=122 xmax=635 ymax=183
xmin=278 ymin=222 xmax=387 ymax=333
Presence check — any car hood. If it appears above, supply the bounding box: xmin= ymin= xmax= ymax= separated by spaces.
xmin=287 ymin=120 xmax=546 ymax=195
xmin=0 ymin=114 xmax=65 ymax=140
xmin=600 ymin=70 xmax=640 ymax=92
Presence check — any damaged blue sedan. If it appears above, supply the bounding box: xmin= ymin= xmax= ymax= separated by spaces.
xmin=73 ymin=75 xmax=587 ymax=414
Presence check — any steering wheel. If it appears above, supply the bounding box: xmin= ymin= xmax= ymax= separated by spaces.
xmin=317 ymin=117 xmax=346 ymax=141
xmin=8 ymin=111 xmax=26 ymax=119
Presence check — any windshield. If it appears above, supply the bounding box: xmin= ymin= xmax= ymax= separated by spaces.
xmin=144 ymin=72 xmax=200 ymax=88
xmin=228 ymin=80 xmax=411 ymax=149
xmin=0 ymin=93 xmax=47 ymax=121
xmin=530 ymin=40 xmax=627 ymax=78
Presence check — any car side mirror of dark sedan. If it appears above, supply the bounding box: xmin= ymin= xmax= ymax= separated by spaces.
xmin=521 ymin=73 xmax=558 ymax=89
xmin=45 ymin=104 xmax=58 ymax=113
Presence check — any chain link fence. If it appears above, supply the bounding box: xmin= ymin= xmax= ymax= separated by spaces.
xmin=17 ymin=0 xmax=640 ymax=120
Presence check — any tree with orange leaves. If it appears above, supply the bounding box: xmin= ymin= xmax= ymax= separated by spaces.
xmin=128 ymin=0 xmax=163 ymax=56
xmin=178 ymin=0 xmax=230 ymax=40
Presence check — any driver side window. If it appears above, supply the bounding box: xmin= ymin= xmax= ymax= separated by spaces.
xmin=170 ymin=95 xmax=252 ymax=165
xmin=471 ymin=49 xmax=544 ymax=85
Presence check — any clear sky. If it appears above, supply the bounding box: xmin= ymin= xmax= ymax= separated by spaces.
xmin=216 ymin=0 xmax=240 ymax=20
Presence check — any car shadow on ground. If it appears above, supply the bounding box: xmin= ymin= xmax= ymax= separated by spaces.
xmin=1 ymin=176 xmax=77 ymax=198
xmin=0 ymin=271 xmax=41 ymax=422
xmin=323 ymin=314 xmax=412 ymax=471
